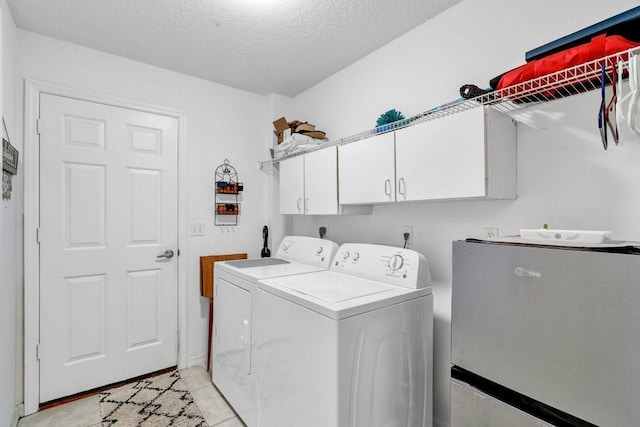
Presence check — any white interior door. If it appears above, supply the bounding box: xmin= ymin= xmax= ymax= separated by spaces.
xmin=39 ymin=93 xmax=179 ymax=402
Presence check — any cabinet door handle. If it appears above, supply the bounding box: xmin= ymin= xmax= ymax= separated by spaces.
xmin=398 ymin=178 xmax=407 ymax=199
xmin=384 ymin=179 xmax=392 ymax=199
xmin=304 ymin=198 xmax=309 ymax=213
xmin=296 ymin=198 xmax=302 ymax=213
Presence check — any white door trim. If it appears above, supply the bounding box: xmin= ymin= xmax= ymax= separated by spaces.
xmin=23 ymin=79 xmax=189 ymax=415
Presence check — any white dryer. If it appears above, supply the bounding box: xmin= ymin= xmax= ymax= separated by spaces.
xmin=212 ymin=236 xmax=338 ymax=427
xmin=256 ymin=243 xmax=433 ymax=427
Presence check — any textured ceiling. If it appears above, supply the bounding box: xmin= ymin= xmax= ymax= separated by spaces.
xmin=6 ymin=0 xmax=462 ymax=96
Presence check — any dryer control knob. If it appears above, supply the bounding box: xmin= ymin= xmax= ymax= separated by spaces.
xmin=317 ymin=247 xmax=324 ymax=254
xmin=281 ymin=241 xmax=291 ymax=250
xmin=352 ymin=252 xmax=360 ymax=261
xmin=343 ymin=251 xmax=350 ymax=260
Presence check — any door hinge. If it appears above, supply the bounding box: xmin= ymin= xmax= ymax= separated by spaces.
xmin=36 ymin=343 xmax=41 ymax=360
xmin=36 ymin=119 xmax=41 ymax=135
xmin=36 ymin=227 xmax=40 ymax=244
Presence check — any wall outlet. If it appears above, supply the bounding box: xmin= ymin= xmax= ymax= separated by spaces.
xmin=402 ymin=225 xmax=413 ymax=245
xmin=483 ymin=227 xmax=499 ymax=239
xmin=190 ymin=222 xmax=205 ymax=236
xmin=318 ymin=224 xmax=329 ymax=239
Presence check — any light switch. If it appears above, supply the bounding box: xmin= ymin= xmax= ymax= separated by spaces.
xmin=190 ymin=222 xmax=205 ymax=236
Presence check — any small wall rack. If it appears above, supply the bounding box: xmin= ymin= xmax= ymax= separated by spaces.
xmin=214 ymin=159 xmax=243 ymax=226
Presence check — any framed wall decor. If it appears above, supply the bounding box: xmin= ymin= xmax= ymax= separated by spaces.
xmin=3 ymin=137 xmax=19 ymax=175
xmin=3 ymin=117 xmax=19 ymax=200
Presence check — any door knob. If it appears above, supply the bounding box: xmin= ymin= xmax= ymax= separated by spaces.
xmin=157 ymin=249 xmax=175 ymax=259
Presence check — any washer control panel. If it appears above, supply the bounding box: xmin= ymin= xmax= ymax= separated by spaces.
xmin=275 ymin=236 xmax=339 ymax=268
xmin=331 ymin=243 xmax=431 ymax=289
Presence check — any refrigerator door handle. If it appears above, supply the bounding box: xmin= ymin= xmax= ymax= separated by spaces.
xmin=515 ymin=267 xmax=541 ymax=278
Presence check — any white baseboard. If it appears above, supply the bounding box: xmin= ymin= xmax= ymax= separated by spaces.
xmin=10 ymin=403 xmax=23 ymax=427
xmin=187 ymin=354 xmax=207 ymax=368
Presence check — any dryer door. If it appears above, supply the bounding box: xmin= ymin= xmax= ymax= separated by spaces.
xmin=215 ymin=278 xmax=252 ymax=376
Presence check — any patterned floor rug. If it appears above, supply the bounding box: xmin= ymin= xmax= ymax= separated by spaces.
xmin=100 ymin=371 xmax=208 ymax=426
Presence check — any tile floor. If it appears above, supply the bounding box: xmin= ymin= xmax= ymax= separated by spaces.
xmin=17 ymin=366 xmax=246 ymax=427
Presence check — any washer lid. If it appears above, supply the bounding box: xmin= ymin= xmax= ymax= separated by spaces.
xmin=282 ymin=274 xmax=392 ymax=303
xmin=259 ymin=271 xmax=431 ymax=320
xmin=216 ymin=258 xmax=326 ymax=281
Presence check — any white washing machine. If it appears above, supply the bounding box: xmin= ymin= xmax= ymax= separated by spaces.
xmin=212 ymin=236 xmax=338 ymax=427
xmin=255 ymin=243 xmax=433 ymax=427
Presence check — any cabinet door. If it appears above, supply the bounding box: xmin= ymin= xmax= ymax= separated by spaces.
xmin=304 ymin=148 xmax=338 ymax=215
xmin=395 ymin=108 xmax=486 ymax=201
xmin=279 ymin=156 xmax=305 ymax=214
xmin=338 ymin=132 xmax=395 ymax=204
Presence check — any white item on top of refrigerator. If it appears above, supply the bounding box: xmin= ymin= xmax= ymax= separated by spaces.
xmin=519 ymin=228 xmax=612 ymax=243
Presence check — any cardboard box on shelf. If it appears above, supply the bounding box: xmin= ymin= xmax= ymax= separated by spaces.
xmin=273 ymin=116 xmax=293 ymax=144
xmin=273 ymin=116 xmax=327 ymax=143
xmin=295 ymin=123 xmax=315 ymax=133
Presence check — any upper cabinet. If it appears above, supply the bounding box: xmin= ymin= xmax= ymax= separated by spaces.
xmin=338 ymin=107 xmax=516 ymax=205
xmin=279 ymin=107 xmax=515 ymax=213
xmin=303 ymin=148 xmax=340 ymax=215
xmin=279 ymin=147 xmax=371 ymax=215
xmin=279 ymin=154 xmax=306 ymax=214
xmin=395 ymin=107 xmax=516 ymax=201
xmin=338 ymin=131 xmax=396 ymax=205
xmin=280 ymin=148 xmax=337 ymax=215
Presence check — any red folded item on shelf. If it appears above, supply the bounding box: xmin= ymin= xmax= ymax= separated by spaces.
xmin=492 ymin=34 xmax=640 ymax=90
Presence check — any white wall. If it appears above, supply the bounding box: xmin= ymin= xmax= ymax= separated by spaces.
xmin=265 ymin=93 xmax=296 ymax=246
xmin=16 ymin=30 xmax=271 ymax=373
xmin=283 ymin=1 xmax=640 ymax=426
xmin=0 ymin=0 xmax=19 ymax=424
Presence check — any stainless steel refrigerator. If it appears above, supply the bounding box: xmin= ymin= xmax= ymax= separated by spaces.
xmin=451 ymin=239 xmax=640 ymax=426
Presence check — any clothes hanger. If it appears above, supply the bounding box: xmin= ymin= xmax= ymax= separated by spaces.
xmin=627 ymin=53 xmax=640 ymax=137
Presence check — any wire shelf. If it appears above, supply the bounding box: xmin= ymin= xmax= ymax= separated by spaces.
xmin=259 ymin=47 xmax=638 ymax=170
